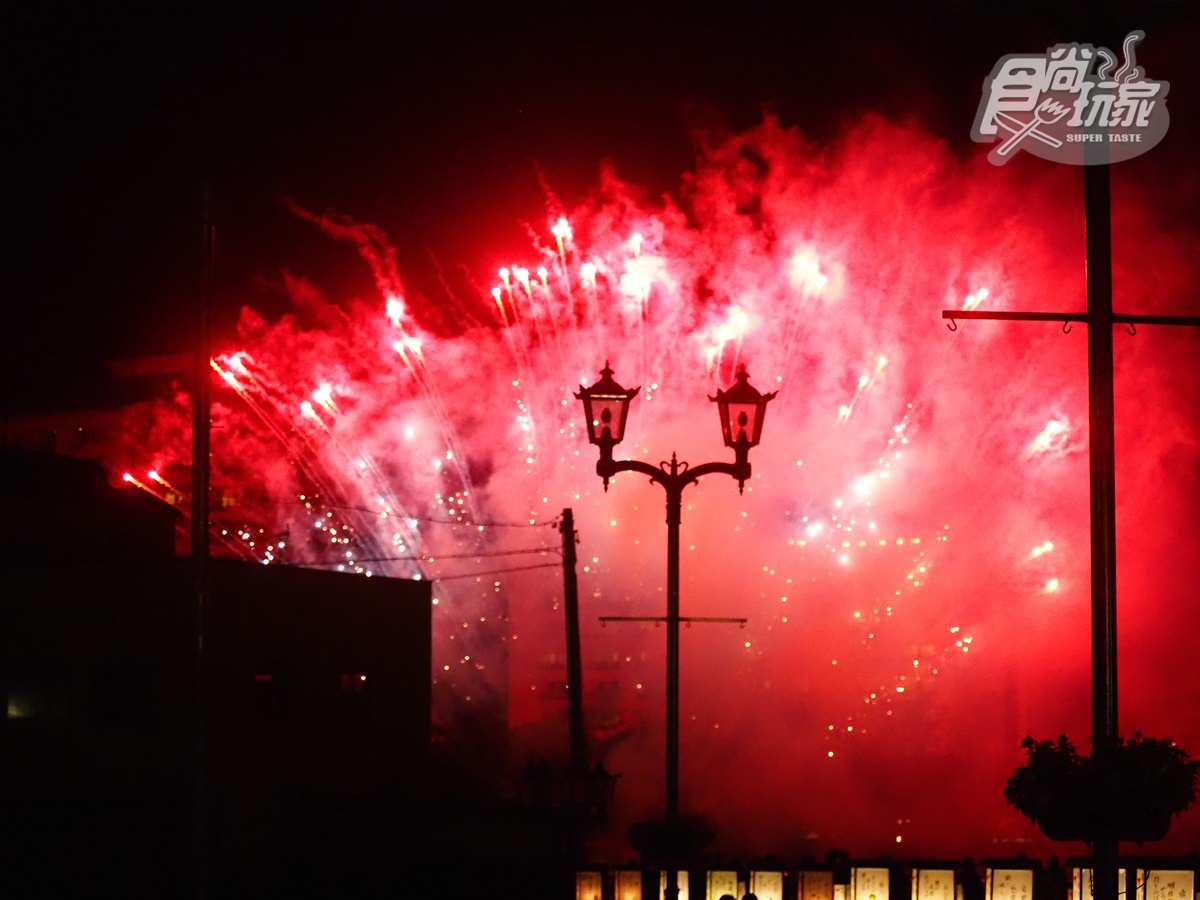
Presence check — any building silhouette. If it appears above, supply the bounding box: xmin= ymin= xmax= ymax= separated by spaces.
xmin=1 ymin=447 xmax=432 ymax=895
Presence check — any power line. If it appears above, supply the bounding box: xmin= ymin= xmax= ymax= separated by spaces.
xmin=298 ymin=547 xmax=560 ymax=565
xmin=409 ymin=514 xmax=560 ymax=528
xmin=287 ymin=500 xmax=559 ymax=528
xmin=433 ymin=562 xmax=563 ymax=581
xmin=290 ymin=560 xmax=563 ymax=581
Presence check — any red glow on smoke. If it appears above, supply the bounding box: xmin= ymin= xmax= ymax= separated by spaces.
xmin=103 ymin=114 xmax=1199 ymax=860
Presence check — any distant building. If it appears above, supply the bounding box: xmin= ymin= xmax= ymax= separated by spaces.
xmin=1 ymin=448 xmax=432 ymax=895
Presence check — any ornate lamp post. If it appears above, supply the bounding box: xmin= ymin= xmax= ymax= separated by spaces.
xmin=575 ymin=363 xmax=776 ymax=860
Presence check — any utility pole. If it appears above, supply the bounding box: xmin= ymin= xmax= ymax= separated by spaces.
xmin=560 ymin=508 xmax=587 ymax=777
xmin=944 ymin=163 xmax=1198 ymax=900
xmin=191 ymin=182 xmax=213 ymax=900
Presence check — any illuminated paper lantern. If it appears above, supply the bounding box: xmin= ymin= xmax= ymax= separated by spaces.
xmin=985 ymin=868 xmax=1034 ymax=900
xmin=577 ymin=871 xmax=603 ymax=900
xmin=1139 ymin=869 xmax=1194 ymax=900
xmin=751 ymin=870 xmax=785 ymax=900
xmin=913 ymin=869 xmax=955 ymax=900
xmin=801 ymin=870 xmax=835 ymax=900
xmin=614 ymin=869 xmax=643 ymax=900
xmin=707 ymin=871 xmax=738 ymax=900
xmin=854 ymin=867 xmax=890 ymax=900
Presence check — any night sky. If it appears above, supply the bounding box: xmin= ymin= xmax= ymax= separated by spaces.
xmin=11 ymin=2 xmax=1194 ymax=395
xmin=7 ymin=0 xmax=1200 ymax=862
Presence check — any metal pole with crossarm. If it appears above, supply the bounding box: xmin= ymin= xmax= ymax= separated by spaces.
xmin=943 ymin=162 xmax=1199 ymax=900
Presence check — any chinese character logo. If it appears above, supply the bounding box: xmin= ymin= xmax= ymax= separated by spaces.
xmin=972 ymin=31 xmax=1169 ymax=165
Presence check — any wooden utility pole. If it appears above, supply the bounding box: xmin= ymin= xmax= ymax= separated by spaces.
xmin=560 ymin=508 xmax=587 ymax=776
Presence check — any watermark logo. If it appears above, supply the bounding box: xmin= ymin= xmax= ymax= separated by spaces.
xmin=972 ymin=31 xmax=1169 ymax=165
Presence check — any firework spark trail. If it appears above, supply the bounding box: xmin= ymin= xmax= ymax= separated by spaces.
xmin=490 ymin=195 xmax=992 ymax=750
xmin=302 ymin=382 xmax=412 ymax=529
xmin=291 ymin=202 xmax=482 ymax=516
xmin=214 ymin=355 xmax=367 ymax=515
xmin=295 ymin=398 xmax=413 ymax=572
xmin=516 ymin=263 xmax=569 ymax=378
xmin=776 ymin=392 xmax=972 ymax=742
xmin=123 ymin=471 xmax=263 ymax=561
xmin=816 ymin=383 xmax=1069 ymax=724
xmin=533 ymin=264 xmax=569 ymax=373
xmin=501 ymin=265 xmax=551 ymax=368
xmin=213 ymin=356 xmax=352 ymax=514
xmin=499 ymin=264 xmax=564 ymax=436
xmin=213 ymin=357 xmax=314 ymax=461
xmin=213 ymin=351 xmax=429 ymax=575
xmin=388 ymin=321 xmax=482 ymax=511
xmin=388 ymin=337 xmax=479 ymax=517
xmin=551 ymin=216 xmax=573 ymax=300
xmin=110 ymin=113 xmax=1199 ymax=857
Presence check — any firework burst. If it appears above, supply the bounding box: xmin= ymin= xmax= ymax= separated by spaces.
xmin=107 ymin=114 xmax=1199 ymax=858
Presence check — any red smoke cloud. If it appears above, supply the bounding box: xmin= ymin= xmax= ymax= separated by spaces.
xmin=111 ymin=113 xmax=1200 ymax=860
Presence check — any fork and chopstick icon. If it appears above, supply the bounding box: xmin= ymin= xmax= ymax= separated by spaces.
xmin=994 ymin=99 xmax=1072 ymax=155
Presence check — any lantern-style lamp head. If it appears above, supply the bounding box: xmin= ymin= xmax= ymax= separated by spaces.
xmin=576 ymin=364 xmax=640 ymax=449
xmin=711 ymin=365 xmax=777 ymax=455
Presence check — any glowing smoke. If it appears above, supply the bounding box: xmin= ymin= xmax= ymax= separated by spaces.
xmin=113 ymin=113 xmax=1199 ymax=860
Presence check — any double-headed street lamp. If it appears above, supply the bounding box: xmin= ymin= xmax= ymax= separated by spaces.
xmin=575 ymin=363 xmax=777 ymax=851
